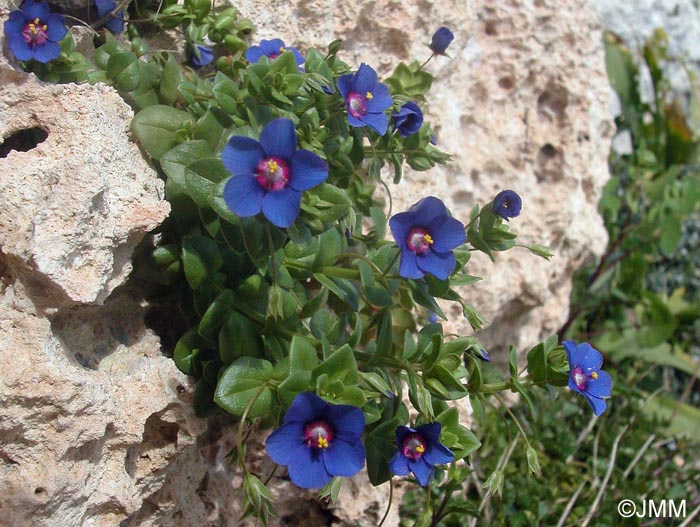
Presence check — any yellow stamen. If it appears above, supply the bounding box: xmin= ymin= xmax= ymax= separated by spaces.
xmin=366 ymin=91 xmax=374 ymax=100
xmin=415 ymin=445 xmax=425 ymax=453
xmin=280 ymin=46 xmax=286 ymax=53
xmin=42 ymin=24 xmax=47 ymax=31
xmin=591 ymin=372 xmax=598 ymax=379
xmin=34 ymin=18 xmax=40 ymax=24
xmin=424 ymin=234 xmax=434 ymax=245
xmin=267 ymin=160 xmax=279 ymax=173
xmin=317 ymin=437 xmax=329 ymax=448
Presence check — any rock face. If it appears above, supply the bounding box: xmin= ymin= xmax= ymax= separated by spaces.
xmin=1 ymin=0 xmax=611 ymax=526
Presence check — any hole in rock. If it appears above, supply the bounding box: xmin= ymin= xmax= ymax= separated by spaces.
xmin=34 ymin=487 xmax=46 ymax=494
xmin=498 ymin=76 xmax=515 ymax=90
xmin=537 ymin=83 xmax=568 ymax=120
xmin=0 ymin=127 xmax=49 ymax=158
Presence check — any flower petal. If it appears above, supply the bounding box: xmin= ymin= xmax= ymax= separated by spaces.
xmin=352 ymin=63 xmax=378 ymax=94
xmin=223 ymin=175 xmax=264 ymax=217
xmin=346 ymin=111 xmax=367 ymax=129
xmin=5 ymin=11 xmax=26 ymax=36
xmin=222 ymin=136 xmax=265 ymax=177
xmin=289 ymin=47 xmax=305 ymax=65
xmin=417 ymin=250 xmax=456 ymax=280
xmin=409 ymin=458 xmax=435 ymax=487
xmin=389 ymin=452 xmax=410 ymax=476
xmin=431 ymin=216 xmax=466 ymax=252
xmin=265 ymin=422 xmax=305 ymax=465
xmin=359 ymin=111 xmax=389 ymax=135
xmin=32 ymin=41 xmax=61 ymax=63
xmin=564 ymin=341 xmax=603 ymax=371
xmin=325 ymin=404 xmax=365 ymax=440
xmin=323 ymin=437 xmax=365 ymax=477
xmin=245 ymin=46 xmax=264 ymax=63
xmin=260 ymin=118 xmax=297 ymax=160
xmin=23 ymin=0 xmax=50 ymax=22
xmin=399 ymin=251 xmax=424 ymax=280
xmin=263 ymin=38 xmax=285 ymax=56
xmin=289 ymin=149 xmax=328 ymax=191
xmin=337 ymin=73 xmax=353 ymax=100
xmin=416 ymin=423 xmax=442 ymax=444
xmin=287 ymin=448 xmax=333 ymax=488
xmin=366 ymin=82 xmax=392 ymax=113
xmin=46 ymin=13 xmax=67 ymax=41
xmin=585 ymin=370 xmax=612 ymax=398
xmin=389 ymin=212 xmax=415 ymax=250
xmin=413 ymin=196 xmax=449 ymax=225
xmin=582 ymin=392 xmax=607 ymax=416
xmin=6 ymin=32 xmax=33 ymax=61
xmin=261 ymin=189 xmax=301 ymax=228
xmin=424 ymin=443 xmax=454 ymax=466
xmin=283 ymin=392 xmax=328 ymax=425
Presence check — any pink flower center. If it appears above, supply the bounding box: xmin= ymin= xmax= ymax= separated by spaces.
xmin=402 ymin=433 xmax=427 ymax=461
xmin=268 ymin=46 xmax=285 ymax=60
xmin=407 ymin=227 xmax=434 ymax=254
xmin=22 ymin=18 xmax=48 ymax=45
xmin=255 ymin=156 xmax=290 ymax=191
xmin=572 ymin=367 xmax=598 ymax=390
xmin=347 ymin=91 xmax=372 ymax=118
xmin=304 ymin=420 xmax=334 ymax=449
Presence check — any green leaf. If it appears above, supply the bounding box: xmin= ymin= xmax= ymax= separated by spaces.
xmin=312 ymin=344 xmax=358 ymax=385
xmin=312 ymin=228 xmax=343 ymax=270
xmin=300 ymin=287 xmax=329 ymax=318
xmin=106 ymin=51 xmax=140 ymax=92
xmin=358 ymin=260 xmax=393 ymax=307
xmin=131 ymin=105 xmax=193 ymax=160
xmin=290 ymin=336 xmax=319 ymax=371
xmin=198 ymin=289 xmax=235 ymax=340
xmin=214 ymin=357 xmax=274 ymax=418
xmin=159 ymin=54 xmax=181 ymax=105
xmin=409 ymin=280 xmax=446 ymax=319
xmin=181 ymin=234 xmax=223 ymax=290
xmin=313 ymin=273 xmax=359 ymax=311
xmin=160 ymin=140 xmax=213 ymax=184
xmin=219 ymin=310 xmax=263 ymax=363
xmin=173 ymin=326 xmax=206 ymax=375
xmin=365 ymin=418 xmax=401 ymax=486
xmin=184 ymin=157 xmax=230 ymax=207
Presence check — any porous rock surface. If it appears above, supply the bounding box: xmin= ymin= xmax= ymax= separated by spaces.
xmin=1 ymin=0 xmax=611 ymax=526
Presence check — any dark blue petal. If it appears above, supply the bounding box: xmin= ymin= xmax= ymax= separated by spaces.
xmin=190 ymin=45 xmax=213 ymax=68
xmin=352 ymin=63 xmax=378 ymax=94
xmin=399 ymin=251 xmax=424 ymax=279
xmin=324 ymin=404 xmax=365 ymax=440
xmin=289 ymin=150 xmax=328 ymax=191
xmin=585 ymin=370 xmax=612 ymax=398
xmin=283 ymin=392 xmax=327 ymax=425
xmin=394 ymin=425 xmax=415 ymax=446
xmin=389 ymin=211 xmax=416 ymax=250
xmin=223 ymin=175 xmax=265 ymax=217
xmin=429 ymin=26 xmax=454 ymax=55
xmin=563 ymin=340 xmax=576 ymax=364
xmin=359 ymin=111 xmax=389 ymax=135
xmin=424 ymin=443 xmax=454 ymax=466
xmin=417 ymin=250 xmax=456 ymax=280
xmin=393 ymin=102 xmax=423 ymax=137
xmin=337 ymin=73 xmax=353 ymax=100
xmin=260 ymin=118 xmax=297 ymax=160
xmin=577 ymin=342 xmax=604 ymax=371
xmin=265 ymin=422 xmax=305 ymax=465
xmin=323 ymin=437 xmax=365 ymax=477
xmin=261 ymin=189 xmax=301 ymax=228
xmin=582 ymin=392 xmax=607 ymax=416
xmin=5 ymin=27 xmax=33 ymax=61
xmin=287 ymin=447 xmax=332 ymax=488
xmin=289 ymin=46 xmax=305 ymax=65
xmin=263 ymin=38 xmax=285 ymax=56
xmin=409 ymin=458 xmax=435 ymax=487
xmin=413 ymin=196 xmax=448 ymax=226
xmin=416 ymin=423 xmax=442 ymax=445
xmin=46 ymin=14 xmax=67 ymax=41
xmin=32 ymin=41 xmax=61 ymax=63
xmin=222 ymin=136 xmax=265 ymax=177
xmin=94 ymin=0 xmax=115 ymax=17
xmin=103 ymin=11 xmax=124 ymax=34
xmin=23 ymin=0 xmax=50 ymax=22
xmin=388 ymin=451 xmax=410 ymax=476
xmin=431 ymin=216 xmax=466 ymax=252
xmin=245 ymin=46 xmax=264 ymax=63
xmin=346 ymin=111 xmax=367 ymax=129
xmin=5 ymin=11 xmax=27 ymax=36
xmin=492 ymin=190 xmax=522 ymax=220
xmin=365 ymin=82 xmax=393 ymax=113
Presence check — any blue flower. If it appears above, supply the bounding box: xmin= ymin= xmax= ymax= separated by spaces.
xmin=389 ymin=196 xmax=466 ymax=280
xmin=245 ymin=38 xmax=304 ymax=67
xmin=492 ymin=190 xmax=522 ymax=220
xmin=222 ymin=118 xmax=328 ymax=228
xmin=4 ymin=0 xmax=67 ymax=63
xmin=337 ymin=63 xmax=393 ymax=135
xmin=388 ymin=423 xmax=454 ymax=487
xmin=429 ymin=27 xmax=454 ymax=55
xmin=94 ymin=0 xmax=124 ymax=34
xmin=392 ymin=102 xmax=424 ymax=138
xmin=190 ymin=44 xmax=214 ymax=68
xmin=265 ymin=392 xmax=366 ymax=489
xmin=563 ymin=340 xmax=612 ymax=416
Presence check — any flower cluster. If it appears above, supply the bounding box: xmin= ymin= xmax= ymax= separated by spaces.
xmin=4 ymin=0 xmax=67 ymax=63
xmin=246 ymin=38 xmax=304 ymax=68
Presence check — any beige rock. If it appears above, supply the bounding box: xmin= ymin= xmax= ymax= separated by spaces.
xmin=0 ymin=0 xmax=611 ymax=526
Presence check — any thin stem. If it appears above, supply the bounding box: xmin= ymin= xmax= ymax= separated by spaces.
xmin=622 ymin=433 xmax=655 ymax=479
xmin=377 ymin=478 xmax=394 ymax=527
xmin=264 ymin=223 xmax=278 ymax=285
xmin=418 ymin=54 xmax=435 ymax=71
xmin=556 ymin=480 xmax=587 ymax=527
xmin=494 ymin=393 xmax=532 ymax=449
xmin=235 ymin=384 xmax=268 ymax=471
xmin=381 ymin=248 xmax=401 ymax=277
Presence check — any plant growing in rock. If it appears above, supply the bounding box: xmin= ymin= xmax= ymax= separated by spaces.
xmin=2 ymin=2 xmax=614 ymax=523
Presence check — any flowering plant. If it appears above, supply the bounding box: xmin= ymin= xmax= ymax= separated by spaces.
xmin=3 ymin=4 xmax=614 ymax=523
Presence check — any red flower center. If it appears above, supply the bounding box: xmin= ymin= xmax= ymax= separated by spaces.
xmin=407 ymin=227 xmax=434 ymax=254
xmin=304 ymin=420 xmax=334 ymax=449
xmin=22 ymin=18 xmax=48 ymax=45
xmin=347 ymin=91 xmax=371 ymax=118
xmin=255 ymin=156 xmax=290 ymax=191
xmin=402 ymin=433 xmax=427 ymax=460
